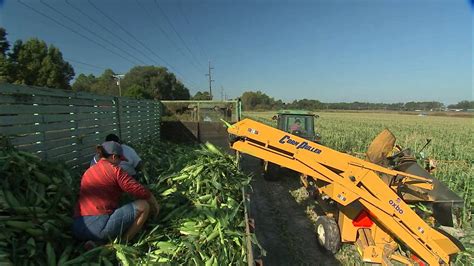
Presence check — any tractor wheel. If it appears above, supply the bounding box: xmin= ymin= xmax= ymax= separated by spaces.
xmin=262 ymin=161 xmax=280 ymax=181
xmin=315 ymin=216 xmax=341 ymax=254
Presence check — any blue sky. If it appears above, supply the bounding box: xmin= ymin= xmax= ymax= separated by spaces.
xmin=0 ymin=0 xmax=472 ymax=104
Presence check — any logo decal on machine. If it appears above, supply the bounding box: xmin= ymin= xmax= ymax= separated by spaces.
xmin=247 ymin=128 xmax=259 ymax=135
xmin=389 ymin=198 xmax=404 ymax=215
xmin=278 ymin=135 xmax=322 ymax=154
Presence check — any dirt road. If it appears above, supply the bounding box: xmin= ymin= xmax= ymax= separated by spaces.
xmin=240 ymin=154 xmax=340 ymax=266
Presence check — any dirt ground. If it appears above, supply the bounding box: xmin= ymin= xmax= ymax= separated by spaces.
xmin=240 ymin=154 xmax=340 ymax=266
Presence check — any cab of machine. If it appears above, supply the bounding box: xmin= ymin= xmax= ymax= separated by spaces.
xmin=273 ymin=110 xmax=320 ymax=142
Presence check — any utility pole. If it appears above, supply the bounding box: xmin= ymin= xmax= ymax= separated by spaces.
xmin=205 ymin=61 xmax=214 ymax=100
xmin=221 ymin=86 xmax=224 ymax=101
xmin=112 ymin=74 xmax=125 ymax=97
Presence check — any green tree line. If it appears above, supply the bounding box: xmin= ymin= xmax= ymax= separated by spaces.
xmin=73 ymin=66 xmax=190 ymax=100
xmin=447 ymin=101 xmax=474 ymax=110
xmin=241 ymin=91 xmax=471 ymax=111
xmin=0 ymin=27 xmax=191 ymax=100
xmin=0 ymin=28 xmax=74 ymax=89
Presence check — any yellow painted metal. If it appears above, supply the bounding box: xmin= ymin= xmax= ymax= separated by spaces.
xmin=338 ymin=207 xmax=360 ymax=242
xmin=228 ymin=119 xmax=462 ymax=265
xmin=390 ymin=254 xmax=415 ymax=266
xmin=355 ymin=228 xmax=384 ymax=264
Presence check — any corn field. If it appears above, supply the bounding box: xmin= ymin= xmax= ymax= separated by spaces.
xmin=244 ymin=111 xmax=474 ymax=263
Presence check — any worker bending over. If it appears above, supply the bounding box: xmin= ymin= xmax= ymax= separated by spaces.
xmin=73 ymin=141 xmax=159 ymax=244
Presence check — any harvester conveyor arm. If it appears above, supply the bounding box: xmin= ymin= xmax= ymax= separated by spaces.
xmin=228 ymin=119 xmax=461 ymax=265
xmin=347 ymin=162 xmax=434 ymax=190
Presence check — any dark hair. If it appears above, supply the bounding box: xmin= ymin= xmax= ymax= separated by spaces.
xmin=295 ymin=119 xmax=301 ymax=123
xmin=105 ymin=134 xmax=120 ymax=143
xmin=96 ymin=145 xmax=112 ymax=159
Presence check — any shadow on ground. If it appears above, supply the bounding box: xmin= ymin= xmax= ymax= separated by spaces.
xmin=240 ymin=154 xmax=340 ymax=266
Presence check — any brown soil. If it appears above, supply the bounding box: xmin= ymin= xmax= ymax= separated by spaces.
xmin=240 ymin=154 xmax=340 ymax=266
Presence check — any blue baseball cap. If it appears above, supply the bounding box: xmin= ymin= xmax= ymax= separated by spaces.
xmin=100 ymin=141 xmax=128 ymax=161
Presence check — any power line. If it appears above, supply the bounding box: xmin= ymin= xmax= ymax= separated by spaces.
xmin=72 ymin=64 xmax=105 ymax=74
xmin=154 ymin=0 xmax=204 ymax=69
xmin=16 ymin=0 xmax=138 ymax=65
xmin=18 ymin=0 xmax=199 ymax=90
xmin=65 ymin=0 xmax=198 ymax=89
xmin=177 ymin=0 xmax=209 ymax=62
xmin=39 ymin=0 xmax=146 ymax=65
xmin=134 ymin=0 xmax=203 ymax=76
xmin=64 ymin=57 xmax=108 ymax=70
xmin=8 ymin=29 xmax=107 ymax=73
xmin=87 ymin=0 xmax=199 ymax=89
xmin=64 ymin=0 xmax=152 ymax=65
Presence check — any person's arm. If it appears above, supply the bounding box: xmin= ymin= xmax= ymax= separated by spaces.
xmin=115 ymin=167 xmax=151 ymax=199
xmin=115 ymin=167 xmax=160 ymax=217
xmin=127 ymin=147 xmax=142 ymax=171
xmin=118 ymin=147 xmax=158 ymax=215
xmin=147 ymin=194 xmax=160 ymax=218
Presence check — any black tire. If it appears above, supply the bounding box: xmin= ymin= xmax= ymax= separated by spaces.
xmin=315 ymin=216 xmax=341 ymax=254
xmin=262 ymin=161 xmax=280 ymax=181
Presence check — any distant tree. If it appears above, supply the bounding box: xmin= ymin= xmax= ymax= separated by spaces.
xmin=72 ymin=66 xmax=191 ymax=99
xmin=72 ymin=73 xmax=97 ymax=92
xmin=0 ymin=30 xmax=9 ymax=82
xmin=171 ymin=78 xmax=190 ymax=100
xmin=0 ymin=40 xmax=23 ymax=83
xmin=38 ymin=46 xmax=75 ymax=89
xmin=241 ymin=91 xmax=280 ymax=110
xmin=123 ymin=84 xmax=153 ymax=99
xmin=6 ymin=38 xmax=74 ymax=89
xmin=121 ymin=66 xmax=190 ymax=100
xmin=10 ymin=39 xmax=47 ymax=85
xmin=8 ymin=40 xmax=22 ymax=62
xmin=0 ymin=56 xmax=8 ymax=83
xmin=388 ymin=103 xmax=404 ymax=110
xmin=448 ymin=101 xmax=474 ymax=110
xmin=192 ymin=91 xmax=211 ymax=100
xmin=90 ymin=69 xmax=118 ymax=95
xmin=0 ymin=28 xmax=9 ymax=83
xmin=0 ymin=27 xmax=9 ymax=56
xmin=425 ymin=101 xmax=444 ymax=111
xmin=403 ymin=101 xmax=444 ymax=111
xmin=274 ymin=99 xmax=285 ymax=110
xmin=240 ymin=90 xmax=450 ymax=111
xmin=287 ymin=99 xmax=324 ymax=110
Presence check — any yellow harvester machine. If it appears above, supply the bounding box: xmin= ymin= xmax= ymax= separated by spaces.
xmin=228 ymin=119 xmax=464 ymax=265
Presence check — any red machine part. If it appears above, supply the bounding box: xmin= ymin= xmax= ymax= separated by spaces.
xmin=411 ymin=254 xmax=427 ymax=266
xmin=352 ymin=210 xmax=374 ymax=228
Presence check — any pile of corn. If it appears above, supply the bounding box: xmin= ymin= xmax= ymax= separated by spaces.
xmin=0 ymin=138 xmax=253 ymax=265
xmin=0 ymin=140 xmax=81 ymax=265
xmin=111 ymin=141 xmax=253 ymax=265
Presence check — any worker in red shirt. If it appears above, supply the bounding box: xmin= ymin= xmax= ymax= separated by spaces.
xmin=72 ymin=141 xmax=159 ymax=244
